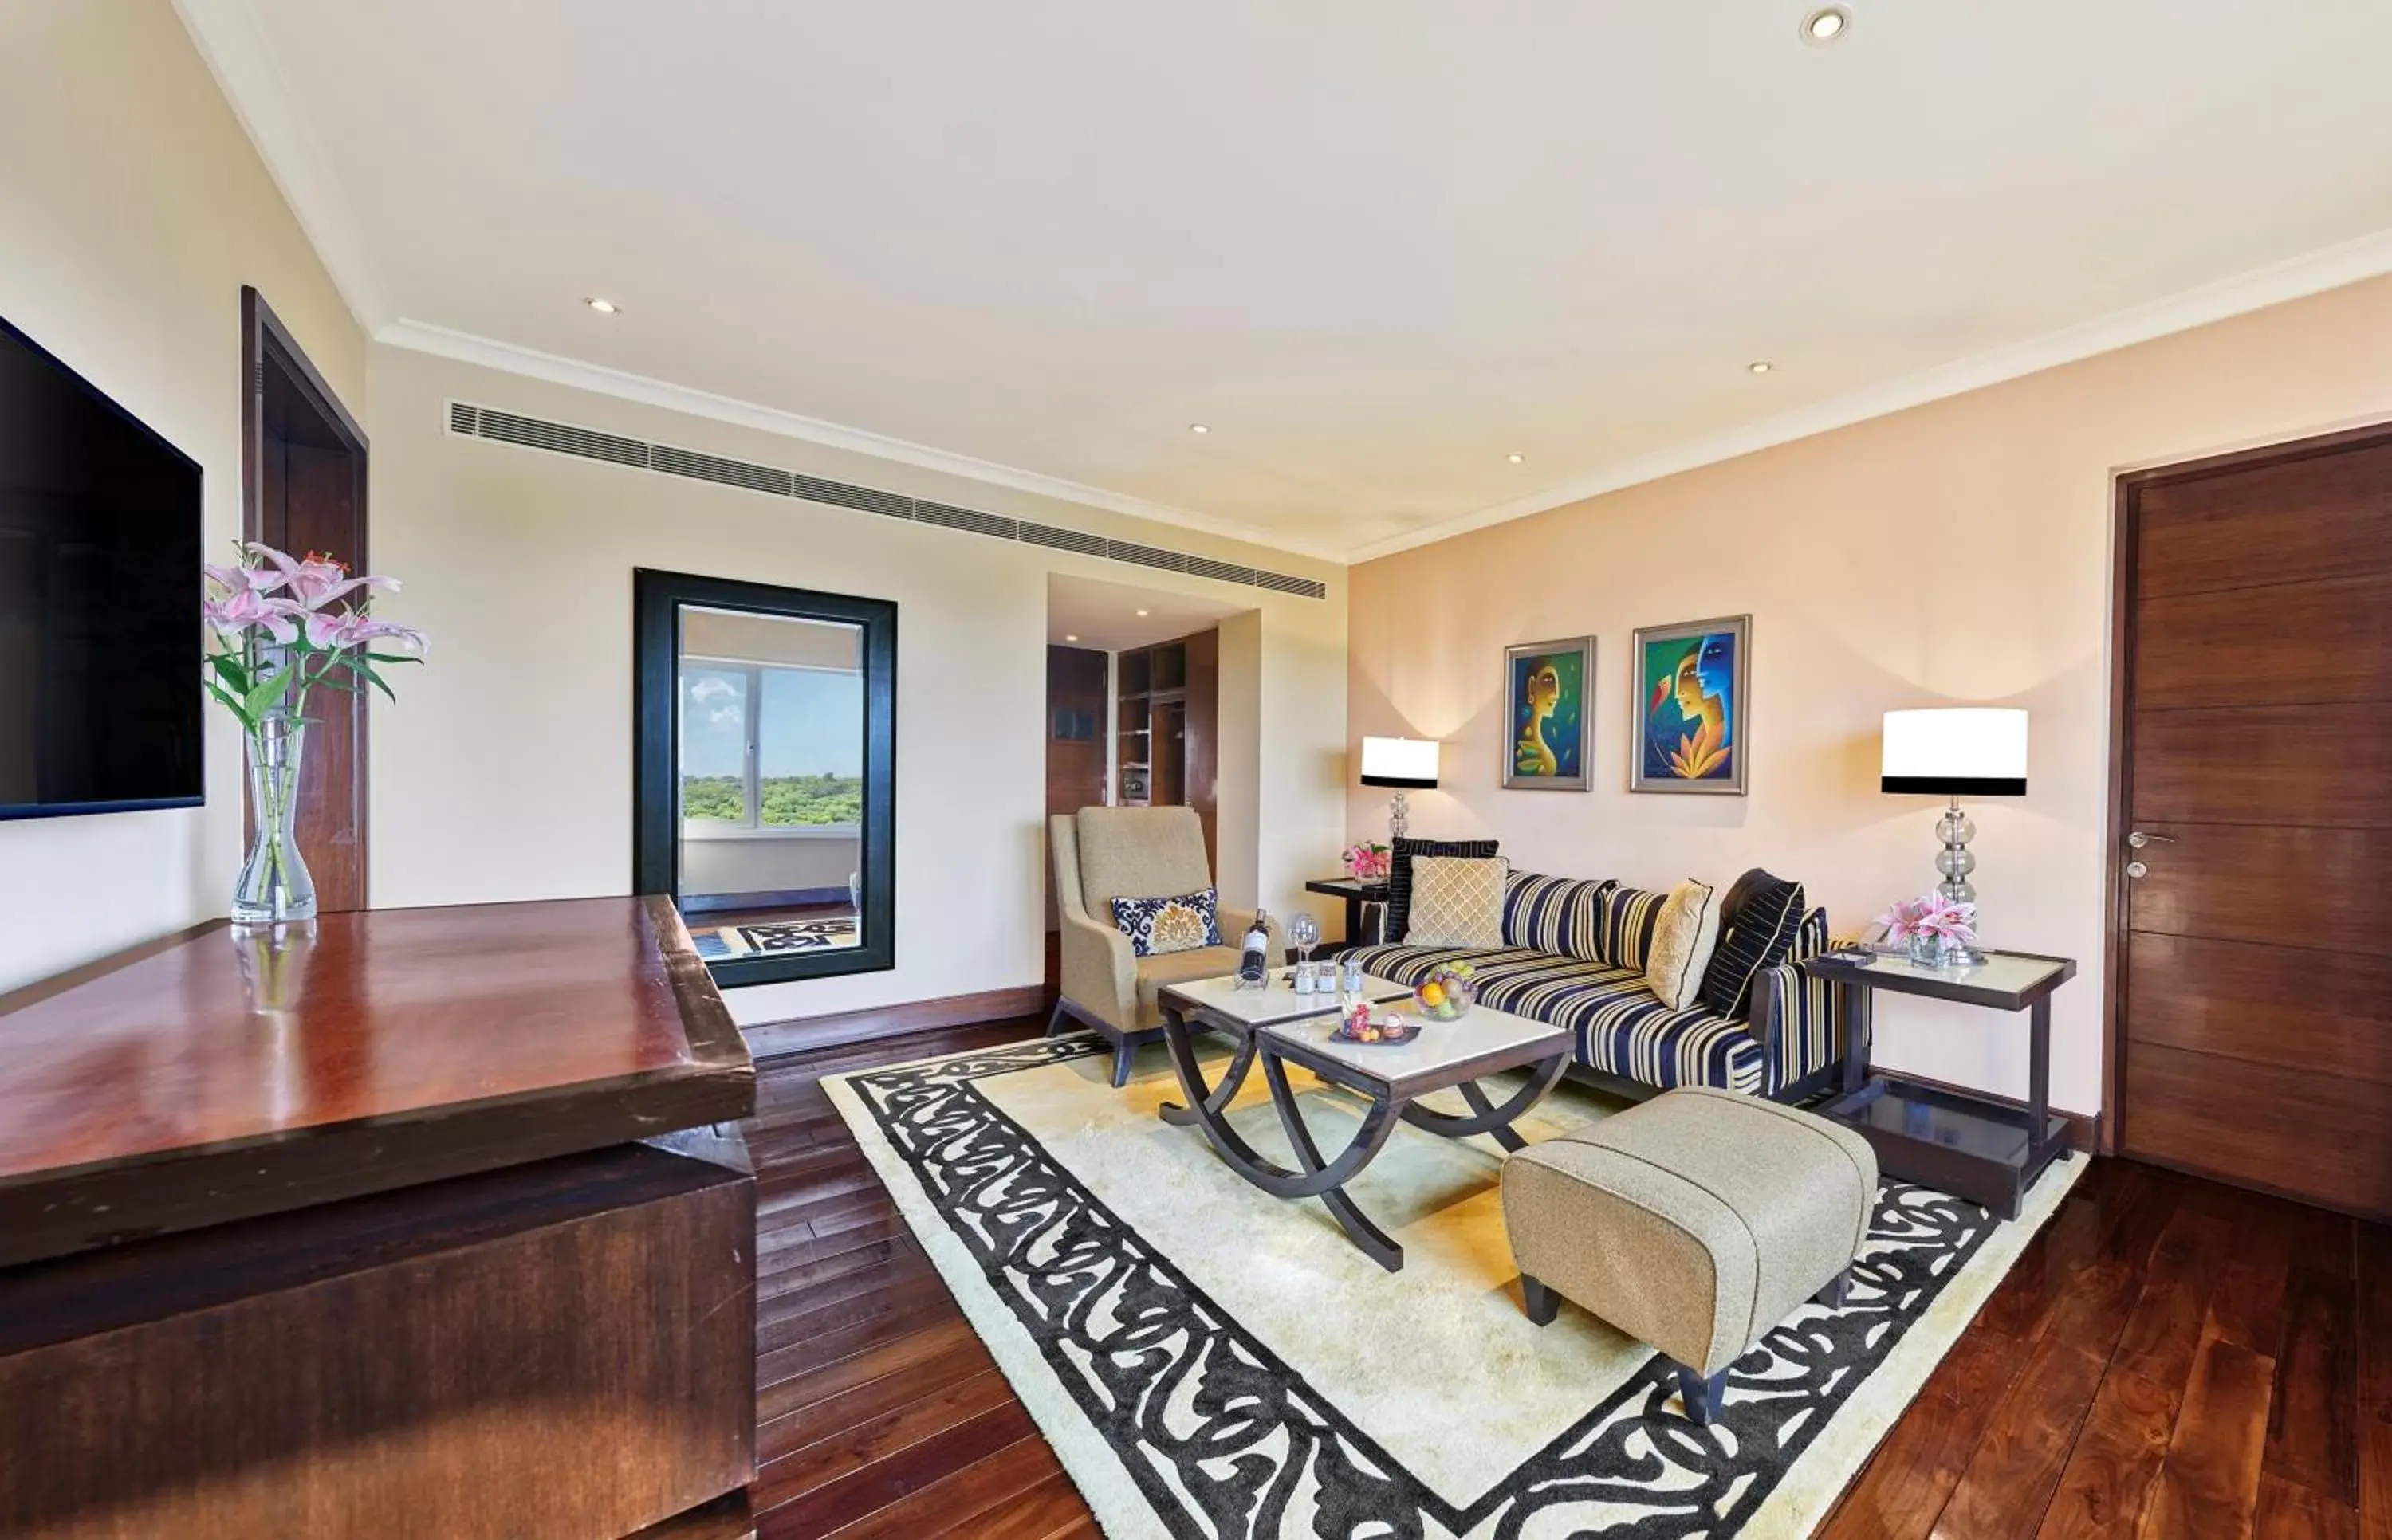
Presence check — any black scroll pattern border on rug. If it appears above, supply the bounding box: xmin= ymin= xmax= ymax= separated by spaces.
xmin=848 ymin=1038 xmax=2010 ymax=1540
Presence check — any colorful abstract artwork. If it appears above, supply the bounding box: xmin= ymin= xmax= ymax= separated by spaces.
xmin=1631 ymin=616 xmax=1750 ymax=795
xmin=1503 ymin=637 xmax=1594 ymax=791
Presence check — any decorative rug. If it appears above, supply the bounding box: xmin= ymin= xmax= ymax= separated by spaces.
xmin=702 ymin=916 xmax=860 ymax=957
xmin=824 ymin=1034 xmax=2081 ymax=1539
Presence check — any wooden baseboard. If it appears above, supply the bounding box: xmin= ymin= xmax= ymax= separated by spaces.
xmin=1873 ymin=1064 xmax=2104 ymax=1153
xmin=739 ymin=984 xmax=1047 ymax=1060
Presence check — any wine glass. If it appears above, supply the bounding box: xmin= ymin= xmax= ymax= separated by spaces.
xmin=1288 ymin=910 xmax=1320 ymax=988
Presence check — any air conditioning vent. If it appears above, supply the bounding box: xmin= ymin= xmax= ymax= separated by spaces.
xmin=1256 ymin=570 xmax=1328 ymax=599
xmin=473 ymin=407 xmax=650 ymax=469
xmin=443 ymin=399 xmax=1326 ymax=600
xmin=1021 ymin=521 xmax=1106 ymax=556
xmin=916 ymin=501 xmax=1018 ymax=540
xmin=793 ymin=472 xmax=912 ymax=518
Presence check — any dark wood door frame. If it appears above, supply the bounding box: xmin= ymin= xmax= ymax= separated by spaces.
xmin=2101 ymin=414 xmax=2392 ymax=1161
xmin=241 ymin=286 xmax=372 ymax=908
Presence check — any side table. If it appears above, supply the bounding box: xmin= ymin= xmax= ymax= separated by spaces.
xmin=1799 ymin=949 xmax=2077 ymax=1220
xmin=1303 ymin=877 xmax=1388 ymax=950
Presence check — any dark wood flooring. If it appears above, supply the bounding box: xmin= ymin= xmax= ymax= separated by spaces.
xmin=742 ymin=1019 xmax=2392 ymax=1538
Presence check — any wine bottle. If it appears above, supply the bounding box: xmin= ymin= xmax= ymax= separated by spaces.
xmin=1236 ymin=909 xmax=1272 ymax=990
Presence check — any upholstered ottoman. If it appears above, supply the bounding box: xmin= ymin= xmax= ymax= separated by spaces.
xmin=1501 ymin=1086 xmax=1878 ymax=1424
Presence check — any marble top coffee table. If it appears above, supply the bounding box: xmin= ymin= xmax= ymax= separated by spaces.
xmin=1155 ymin=972 xmax=1572 ymax=1272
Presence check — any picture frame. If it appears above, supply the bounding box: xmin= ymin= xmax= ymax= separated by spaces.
xmin=1631 ymin=615 xmax=1750 ymax=795
xmin=1502 ymin=636 xmax=1595 ymax=792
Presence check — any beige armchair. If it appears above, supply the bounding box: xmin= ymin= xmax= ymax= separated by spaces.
xmin=1049 ymin=805 xmax=1279 ymax=1086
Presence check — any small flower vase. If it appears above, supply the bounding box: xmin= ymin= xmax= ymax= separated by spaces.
xmin=234 ymin=713 xmax=317 ymax=927
xmin=1906 ymin=930 xmax=1942 ymax=967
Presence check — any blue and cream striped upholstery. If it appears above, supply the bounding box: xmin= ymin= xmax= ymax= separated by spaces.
xmin=1343 ymin=941 xmax=1767 ymax=1096
xmin=1345 ymin=902 xmax=1838 ymax=1098
xmin=1501 ymin=872 xmax=1614 ymax=961
xmin=1749 ymin=906 xmax=1837 ymax=1086
xmin=1595 ymin=885 xmax=1670 ymax=972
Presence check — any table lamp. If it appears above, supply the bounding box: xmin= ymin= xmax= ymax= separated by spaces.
xmin=1881 ymin=708 xmax=2027 ymax=958
xmin=1359 ymin=736 xmax=1438 ymax=841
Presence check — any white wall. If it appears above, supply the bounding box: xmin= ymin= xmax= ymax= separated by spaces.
xmin=368 ymin=343 xmax=1347 ymax=1025
xmin=0 ymin=0 xmax=364 ymax=993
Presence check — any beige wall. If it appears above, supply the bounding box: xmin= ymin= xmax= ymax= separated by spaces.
xmin=368 ymin=344 xmax=1348 ymax=1026
xmin=1349 ymin=273 xmax=2392 ymax=1118
xmin=0 ymin=0 xmax=364 ymax=993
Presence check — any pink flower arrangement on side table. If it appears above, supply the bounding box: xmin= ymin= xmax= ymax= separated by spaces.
xmin=203 ymin=543 xmax=427 ymax=925
xmin=1341 ymin=841 xmax=1391 ymax=883
xmin=1875 ymin=891 xmax=1978 ymax=960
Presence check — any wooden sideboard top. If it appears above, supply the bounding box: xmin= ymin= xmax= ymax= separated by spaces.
xmin=0 ymin=895 xmax=753 ymax=1267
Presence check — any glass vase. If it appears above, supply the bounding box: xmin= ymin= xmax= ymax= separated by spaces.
xmin=1906 ymin=930 xmax=1942 ymax=967
xmin=233 ymin=713 xmax=317 ymax=927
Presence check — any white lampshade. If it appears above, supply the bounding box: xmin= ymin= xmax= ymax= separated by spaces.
xmin=1881 ymin=709 xmax=2028 ymax=795
xmin=1359 ymin=735 xmax=1439 ymax=789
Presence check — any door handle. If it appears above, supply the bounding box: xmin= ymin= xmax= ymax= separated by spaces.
xmin=2126 ymin=831 xmax=2176 ymax=849
xmin=2126 ymin=860 xmax=2150 ymax=880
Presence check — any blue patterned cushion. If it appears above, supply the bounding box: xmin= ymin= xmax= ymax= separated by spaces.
xmin=1501 ymin=872 xmax=1615 ymax=961
xmin=1596 ymin=886 xmax=1670 ymax=972
xmin=1699 ymin=875 xmax=1807 ymax=1018
xmin=1110 ymin=888 xmax=1221 ymax=957
xmin=1341 ymin=943 xmax=1764 ymax=1095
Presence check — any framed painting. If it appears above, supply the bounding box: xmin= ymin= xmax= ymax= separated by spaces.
xmin=1631 ymin=615 xmax=1750 ymax=795
xmin=1503 ymin=637 xmax=1595 ymax=791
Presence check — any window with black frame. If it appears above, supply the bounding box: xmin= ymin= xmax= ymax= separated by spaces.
xmin=635 ymin=570 xmax=895 ymax=985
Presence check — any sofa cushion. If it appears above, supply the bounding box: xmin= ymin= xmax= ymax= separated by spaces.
xmin=1343 ymin=942 xmax=1764 ymax=1096
xmin=1502 ymin=872 xmax=1615 ymax=961
xmin=1111 ymin=887 xmax=1220 ymax=957
xmin=1643 ymin=878 xmax=1722 ymax=1009
xmin=1405 ymin=856 xmax=1509 ymax=946
xmin=1700 ymin=874 xmax=1808 ymax=1018
xmin=1387 ymin=835 xmax=1499 ymax=944
xmin=1596 ymin=885 xmax=1670 ymax=971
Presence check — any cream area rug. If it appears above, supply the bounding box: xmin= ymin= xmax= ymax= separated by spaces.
xmin=824 ymin=1033 xmax=2081 ymax=1539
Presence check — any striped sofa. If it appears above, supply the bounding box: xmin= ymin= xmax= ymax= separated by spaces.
xmin=1347 ymin=869 xmax=1840 ymax=1101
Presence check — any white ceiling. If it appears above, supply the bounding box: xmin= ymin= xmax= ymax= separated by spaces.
xmin=1047 ymin=574 xmax=1247 ymax=654
xmin=182 ymin=1 xmax=2392 ymax=560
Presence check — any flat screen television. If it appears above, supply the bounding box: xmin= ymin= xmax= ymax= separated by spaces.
xmin=0 ymin=313 xmax=203 ymax=820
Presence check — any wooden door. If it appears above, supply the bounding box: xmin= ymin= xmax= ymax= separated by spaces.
xmin=1045 ymin=646 xmax=1108 ymax=929
xmin=2114 ymin=423 xmax=2392 ymax=1219
xmin=244 ymin=289 xmax=371 ymax=912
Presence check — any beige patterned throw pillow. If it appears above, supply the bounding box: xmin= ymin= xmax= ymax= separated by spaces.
xmin=1403 ymin=855 xmax=1509 ymax=947
xmin=1645 ymin=878 xmax=1722 ymax=1009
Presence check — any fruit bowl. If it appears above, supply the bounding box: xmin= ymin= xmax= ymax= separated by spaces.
xmin=1411 ymin=962 xmax=1478 ymax=1022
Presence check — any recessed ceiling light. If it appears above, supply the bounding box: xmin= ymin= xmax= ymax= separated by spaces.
xmin=1064 ymin=634 xmax=1080 ymax=643
xmin=1188 ymin=423 xmax=1211 ymax=434
xmin=584 ymin=297 xmax=620 ymax=314
xmin=1506 ymin=453 xmax=1525 ymax=464
xmin=1135 ymin=609 xmax=1150 ymax=617
xmin=1800 ymin=6 xmax=1850 ymax=45
xmin=1748 ymin=359 xmax=1775 ymax=375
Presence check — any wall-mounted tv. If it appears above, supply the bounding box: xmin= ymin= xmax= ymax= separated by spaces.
xmin=0 ymin=313 xmax=203 ymax=820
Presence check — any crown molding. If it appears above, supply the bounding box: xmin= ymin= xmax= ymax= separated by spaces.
xmin=375 ymin=318 xmax=1348 ymax=567
xmin=172 ymin=0 xmax=395 ymax=331
xmin=1350 ymin=225 xmax=2392 ymax=564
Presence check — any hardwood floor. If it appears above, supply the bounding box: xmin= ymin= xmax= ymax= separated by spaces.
xmin=742 ymin=1019 xmax=2392 ymax=1538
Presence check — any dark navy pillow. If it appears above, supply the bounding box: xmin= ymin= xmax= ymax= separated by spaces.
xmin=1387 ymin=835 xmax=1499 ymax=943
xmin=1698 ymin=875 xmax=1807 ymax=1018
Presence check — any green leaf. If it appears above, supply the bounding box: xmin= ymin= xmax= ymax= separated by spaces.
xmin=241 ymin=667 xmax=294 ymax=721
xmin=207 ymin=652 xmax=252 ymax=695
xmin=202 ymin=677 xmax=248 ymax=721
xmin=360 ymin=666 xmax=398 ymax=705
xmin=364 ymin=651 xmax=424 ymax=666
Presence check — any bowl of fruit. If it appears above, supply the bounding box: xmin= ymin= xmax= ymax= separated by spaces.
xmin=1411 ymin=961 xmax=1478 ymax=1022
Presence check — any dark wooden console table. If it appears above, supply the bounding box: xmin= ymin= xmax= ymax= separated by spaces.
xmin=1801 ymin=948 xmax=2075 ymax=1220
xmin=1304 ymin=876 xmax=1388 ymax=949
xmin=0 ymin=897 xmax=757 ymax=1540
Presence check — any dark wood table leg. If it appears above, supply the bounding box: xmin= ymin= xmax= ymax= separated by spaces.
xmin=1157 ymin=1012 xmax=1258 ymax=1129
xmin=1261 ymin=1051 xmax=1406 ymax=1272
xmin=1401 ymin=1057 xmax=1568 ymax=1152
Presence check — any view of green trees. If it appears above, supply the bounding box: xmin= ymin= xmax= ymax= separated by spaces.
xmin=682 ymin=774 xmax=864 ymax=827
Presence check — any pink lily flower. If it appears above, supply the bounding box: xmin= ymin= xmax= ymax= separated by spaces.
xmin=204 ymin=587 xmax=300 ymax=643
xmin=302 ymin=608 xmax=429 ymax=656
xmin=248 ymin=543 xmax=399 ymax=611
xmin=205 ymin=560 xmax=287 ymax=595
